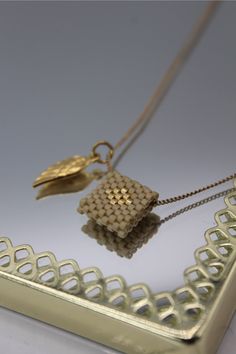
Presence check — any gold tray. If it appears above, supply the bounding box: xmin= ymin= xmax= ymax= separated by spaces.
xmin=0 ymin=183 xmax=236 ymax=354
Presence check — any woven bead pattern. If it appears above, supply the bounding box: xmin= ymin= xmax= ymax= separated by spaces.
xmin=78 ymin=171 xmax=159 ymax=238
xmin=105 ymin=187 xmax=132 ymax=206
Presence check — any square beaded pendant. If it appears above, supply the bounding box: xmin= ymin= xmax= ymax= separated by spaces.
xmin=78 ymin=171 xmax=159 ymax=238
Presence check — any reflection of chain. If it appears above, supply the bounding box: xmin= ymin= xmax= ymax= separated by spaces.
xmin=160 ymin=188 xmax=236 ymax=224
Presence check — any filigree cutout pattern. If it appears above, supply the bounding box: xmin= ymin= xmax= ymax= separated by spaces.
xmin=0 ymin=188 xmax=236 ymax=340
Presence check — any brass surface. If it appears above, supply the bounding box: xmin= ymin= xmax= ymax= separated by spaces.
xmin=1 ymin=182 xmax=236 ymax=353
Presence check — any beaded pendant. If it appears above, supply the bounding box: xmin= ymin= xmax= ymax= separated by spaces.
xmin=78 ymin=170 xmax=158 ymax=238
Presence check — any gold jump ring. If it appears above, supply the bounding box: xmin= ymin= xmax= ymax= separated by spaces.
xmin=92 ymin=140 xmax=114 ymax=165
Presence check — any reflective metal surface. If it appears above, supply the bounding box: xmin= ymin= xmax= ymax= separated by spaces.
xmin=0 ymin=186 xmax=236 ymax=353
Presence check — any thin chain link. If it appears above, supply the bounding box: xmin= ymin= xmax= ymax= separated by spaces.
xmin=114 ymin=0 xmax=220 ymax=151
xmin=160 ymin=188 xmax=236 ymax=223
xmin=157 ymin=174 xmax=236 ymax=206
xmin=110 ymin=1 xmax=236 ymax=205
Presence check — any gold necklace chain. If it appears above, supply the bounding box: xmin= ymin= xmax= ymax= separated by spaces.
xmin=157 ymin=174 xmax=236 ymax=206
xmin=114 ymin=0 xmax=220 ymax=151
xmin=33 ymin=1 xmax=236 ymax=207
xmin=100 ymin=0 xmax=236 ymax=206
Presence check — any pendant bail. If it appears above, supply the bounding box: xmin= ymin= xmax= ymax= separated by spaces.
xmin=92 ymin=140 xmax=114 ymax=166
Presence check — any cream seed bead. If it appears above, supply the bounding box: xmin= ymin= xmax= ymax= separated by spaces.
xmin=78 ymin=170 xmax=158 ymax=238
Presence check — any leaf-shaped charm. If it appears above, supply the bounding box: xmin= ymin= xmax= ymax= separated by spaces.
xmin=33 ymin=155 xmax=98 ymax=188
xmin=36 ymin=171 xmax=94 ymax=200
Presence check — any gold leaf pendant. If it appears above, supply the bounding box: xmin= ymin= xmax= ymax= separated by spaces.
xmin=33 ymin=141 xmax=114 ymax=199
xmin=33 ymin=155 xmax=98 ymax=188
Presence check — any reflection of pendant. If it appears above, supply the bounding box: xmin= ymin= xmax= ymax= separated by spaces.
xmin=82 ymin=213 xmax=160 ymax=258
xmin=35 ymin=171 xmax=95 ymax=200
xmin=78 ymin=170 xmax=159 ymax=238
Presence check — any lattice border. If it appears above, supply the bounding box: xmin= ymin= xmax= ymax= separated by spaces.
xmin=0 ymin=185 xmax=236 ymax=340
